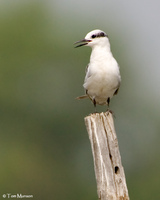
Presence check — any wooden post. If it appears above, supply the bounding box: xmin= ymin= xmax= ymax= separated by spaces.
xmin=84 ymin=111 xmax=129 ymax=200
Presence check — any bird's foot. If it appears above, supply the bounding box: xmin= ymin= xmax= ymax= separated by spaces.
xmin=106 ymin=108 xmax=116 ymax=118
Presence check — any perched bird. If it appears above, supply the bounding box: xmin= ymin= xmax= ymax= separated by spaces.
xmin=74 ymin=29 xmax=121 ymax=110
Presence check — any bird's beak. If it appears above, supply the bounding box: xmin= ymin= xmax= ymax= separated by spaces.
xmin=74 ymin=39 xmax=92 ymax=48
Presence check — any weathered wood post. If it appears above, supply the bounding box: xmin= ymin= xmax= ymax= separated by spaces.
xmin=85 ymin=111 xmax=129 ymax=200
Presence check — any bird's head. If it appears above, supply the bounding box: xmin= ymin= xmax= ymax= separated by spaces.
xmin=74 ymin=29 xmax=109 ymax=49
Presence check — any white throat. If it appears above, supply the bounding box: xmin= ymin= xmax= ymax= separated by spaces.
xmin=90 ymin=45 xmax=112 ymax=63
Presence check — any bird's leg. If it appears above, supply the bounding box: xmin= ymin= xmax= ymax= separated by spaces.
xmin=106 ymin=97 xmax=111 ymax=113
xmin=106 ymin=98 xmax=115 ymax=116
xmin=107 ymin=97 xmax=110 ymax=107
xmin=93 ymin=98 xmax=97 ymax=113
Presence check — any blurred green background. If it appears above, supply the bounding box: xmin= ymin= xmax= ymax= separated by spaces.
xmin=0 ymin=0 xmax=160 ymax=199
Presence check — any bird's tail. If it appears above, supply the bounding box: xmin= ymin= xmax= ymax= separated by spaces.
xmin=76 ymin=95 xmax=89 ymax=100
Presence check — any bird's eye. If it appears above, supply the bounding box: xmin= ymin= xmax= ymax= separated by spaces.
xmin=91 ymin=34 xmax=96 ymax=38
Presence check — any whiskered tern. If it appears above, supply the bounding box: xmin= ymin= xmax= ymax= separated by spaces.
xmin=74 ymin=29 xmax=121 ymax=111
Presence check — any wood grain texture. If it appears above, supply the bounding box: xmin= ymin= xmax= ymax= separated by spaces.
xmin=85 ymin=111 xmax=129 ymax=200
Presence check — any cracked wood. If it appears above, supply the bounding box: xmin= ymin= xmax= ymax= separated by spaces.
xmin=85 ymin=111 xmax=129 ymax=200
